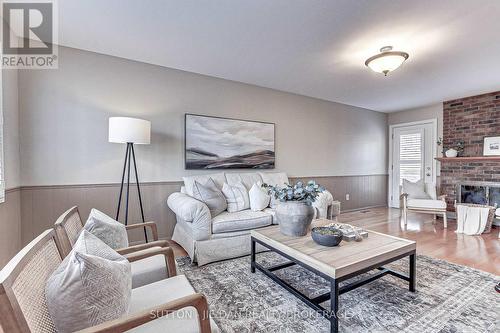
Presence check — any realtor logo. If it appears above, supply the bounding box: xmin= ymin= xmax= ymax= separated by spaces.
xmin=1 ymin=0 xmax=58 ymax=68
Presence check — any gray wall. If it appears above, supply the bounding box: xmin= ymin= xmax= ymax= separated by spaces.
xmin=0 ymin=69 xmax=22 ymax=268
xmin=14 ymin=46 xmax=388 ymax=245
xmin=388 ymin=103 xmax=443 ymax=140
xmin=19 ymin=47 xmax=387 ymax=185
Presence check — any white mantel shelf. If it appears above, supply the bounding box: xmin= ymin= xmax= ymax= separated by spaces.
xmin=435 ymin=156 xmax=500 ymax=162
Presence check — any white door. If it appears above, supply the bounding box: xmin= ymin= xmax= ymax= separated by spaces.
xmin=390 ymin=121 xmax=436 ymax=207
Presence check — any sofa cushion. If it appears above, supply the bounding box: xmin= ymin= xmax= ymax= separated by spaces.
xmin=222 ymin=182 xmax=250 ymax=212
xmin=407 ymin=199 xmax=446 ymax=210
xmin=128 ymin=275 xmax=219 ymax=333
xmin=212 ymin=210 xmax=272 ymax=233
xmin=130 ymin=251 xmax=168 ymax=289
xmin=84 ymin=208 xmax=129 ymax=249
xmin=182 ymin=173 xmax=226 ymax=197
xmin=249 ymin=183 xmax=270 ymax=211
xmin=192 ymin=178 xmax=227 ymax=217
xmin=259 ymin=172 xmax=289 ymax=187
xmin=46 ymin=230 xmax=132 ymax=333
xmin=225 ymin=172 xmax=263 ymax=189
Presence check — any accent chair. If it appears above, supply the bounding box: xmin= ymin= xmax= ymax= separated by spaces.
xmin=0 ymin=229 xmax=218 ymax=333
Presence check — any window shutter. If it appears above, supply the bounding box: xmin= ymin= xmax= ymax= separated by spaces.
xmin=399 ymin=133 xmax=423 ymax=184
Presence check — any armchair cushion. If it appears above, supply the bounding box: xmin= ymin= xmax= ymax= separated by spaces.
xmin=222 ymin=182 xmax=250 ymax=212
xmin=212 ymin=210 xmax=272 ymax=234
xmin=84 ymin=208 xmax=129 ymax=249
xmin=407 ymin=198 xmax=446 ymax=210
xmin=46 ymin=230 xmax=132 ymax=333
xmin=130 ymin=251 xmax=168 ymax=289
xmin=402 ymin=179 xmax=431 ymax=199
xmin=192 ymin=178 xmax=227 ymax=217
xmin=128 ymin=275 xmax=219 ymax=332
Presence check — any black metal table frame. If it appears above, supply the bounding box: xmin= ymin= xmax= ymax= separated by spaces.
xmin=250 ymin=236 xmax=416 ymax=333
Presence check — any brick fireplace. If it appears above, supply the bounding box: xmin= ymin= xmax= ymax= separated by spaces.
xmin=439 ymin=91 xmax=500 ymax=211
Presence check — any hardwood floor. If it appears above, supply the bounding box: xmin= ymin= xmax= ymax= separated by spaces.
xmin=168 ymin=207 xmax=499 ymax=276
xmin=340 ymin=207 xmax=499 ymax=276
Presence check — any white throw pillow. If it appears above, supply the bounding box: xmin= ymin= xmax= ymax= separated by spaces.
xmin=222 ymin=182 xmax=250 ymax=213
xmin=84 ymin=208 xmax=129 ymax=249
xmin=192 ymin=178 xmax=228 ymax=217
xmin=46 ymin=230 xmax=132 ymax=333
xmin=249 ymin=183 xmax=271 ymax=211
xmin=402 ymin=179 xmax=431 ymax=199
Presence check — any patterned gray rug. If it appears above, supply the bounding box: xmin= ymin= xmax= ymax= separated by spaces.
xmin=177 ymin=253 xmax=499 ymax=333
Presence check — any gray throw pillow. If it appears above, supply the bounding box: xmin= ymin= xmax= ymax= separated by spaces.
xmin=403 ymin=179 xmax=431 ymax=199
xmin=46 ymin=230 xmax=132 ymax=333
xmin=192 ymin=178 xmax=227 ymax=217
xmin=84 ymin=208 xmax=129 ymax=249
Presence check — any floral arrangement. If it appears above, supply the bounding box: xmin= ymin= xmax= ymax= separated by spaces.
xmin=262 ymin=180 xmax=324 ymax=205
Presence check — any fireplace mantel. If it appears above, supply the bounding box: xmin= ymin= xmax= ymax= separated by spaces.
xmin=436 ymin=156 xmax=500 ymax=162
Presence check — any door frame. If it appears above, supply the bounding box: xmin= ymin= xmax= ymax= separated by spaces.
xmin=388 ymin=119 xmax=438 ymax=208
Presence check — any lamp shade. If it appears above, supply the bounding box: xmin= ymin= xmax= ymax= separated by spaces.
xmin=109 ymin=117 xmax=151 ymax=144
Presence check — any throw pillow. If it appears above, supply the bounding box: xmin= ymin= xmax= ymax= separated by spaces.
xmin=46 ymin=230 xmax=132 ymax=333
xmin=84 ymin=208 xmax=129 ymax=249
xmin=249 ymin=183 xmax=270 ymax=211
xmin=222 ymin=182 xmax=251 ymax=212
xmin=192 ymin=178 xmax=227 ymax=217
xmin=402 ymin=179 xmax=431 ymax=199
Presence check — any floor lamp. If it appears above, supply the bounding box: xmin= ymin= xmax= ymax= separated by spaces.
xmin=109 ymin=117 xmax=151 ymax=242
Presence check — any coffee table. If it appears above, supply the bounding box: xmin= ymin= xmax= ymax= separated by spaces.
xmin=250 ymin=219 xmax=416 ymax=333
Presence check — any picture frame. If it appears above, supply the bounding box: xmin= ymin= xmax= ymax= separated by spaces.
xmin=185 ymin=114 xmax=275 ymax=169
xmin=483 ymin=136 xmax=500 ymax=156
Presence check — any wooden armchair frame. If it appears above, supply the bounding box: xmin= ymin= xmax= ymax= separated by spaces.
xmin=0 ymin=229 xmax=211 ymax=333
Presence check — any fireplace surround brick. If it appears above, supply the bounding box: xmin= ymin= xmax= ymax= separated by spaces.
xmin=441 ymin=91 xmax=500 ymax=210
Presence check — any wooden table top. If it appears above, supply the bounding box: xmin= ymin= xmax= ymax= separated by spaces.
xmin=251 ymin=219 xmax=416 ymax=279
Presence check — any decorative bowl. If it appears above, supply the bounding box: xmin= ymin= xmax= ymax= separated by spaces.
xmin=311 ymin=227 xmax=343 ymax=247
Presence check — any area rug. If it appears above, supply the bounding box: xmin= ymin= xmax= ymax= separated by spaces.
xmin=177 ymin=253 xmax=499 ymax=333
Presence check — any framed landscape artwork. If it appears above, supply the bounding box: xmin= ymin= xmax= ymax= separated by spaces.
xmin=483 ymin=136 xmax=500 ymax=156
xmin=185 ymin=114 xmax=275 ymax=169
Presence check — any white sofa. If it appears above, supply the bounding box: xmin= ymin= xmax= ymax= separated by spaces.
xmin=167 ymin=172 xmax=338 ymax=265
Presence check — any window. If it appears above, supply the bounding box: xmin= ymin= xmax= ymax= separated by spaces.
xmin=399 ymin=132 xmax=423 ymax=184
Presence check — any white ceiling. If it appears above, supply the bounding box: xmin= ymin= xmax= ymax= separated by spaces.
xmin=58 ymin=0 xmax=500 ymax=112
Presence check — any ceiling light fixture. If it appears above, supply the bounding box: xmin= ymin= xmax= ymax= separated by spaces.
xmin=365 ymin=46 xmax=409 ymax=76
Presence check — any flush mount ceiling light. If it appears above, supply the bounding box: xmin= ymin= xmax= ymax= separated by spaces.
xmin=365 ymin=46 xmax=409 ymax=76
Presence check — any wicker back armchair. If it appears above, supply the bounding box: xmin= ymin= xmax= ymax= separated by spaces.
xmin=53 ymin=206 xmax=83 ymax=256
xmin=0 ymin=229 xmax=61 ymax=333
xmin=0 ymin=229 xmax=213 ymax=333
